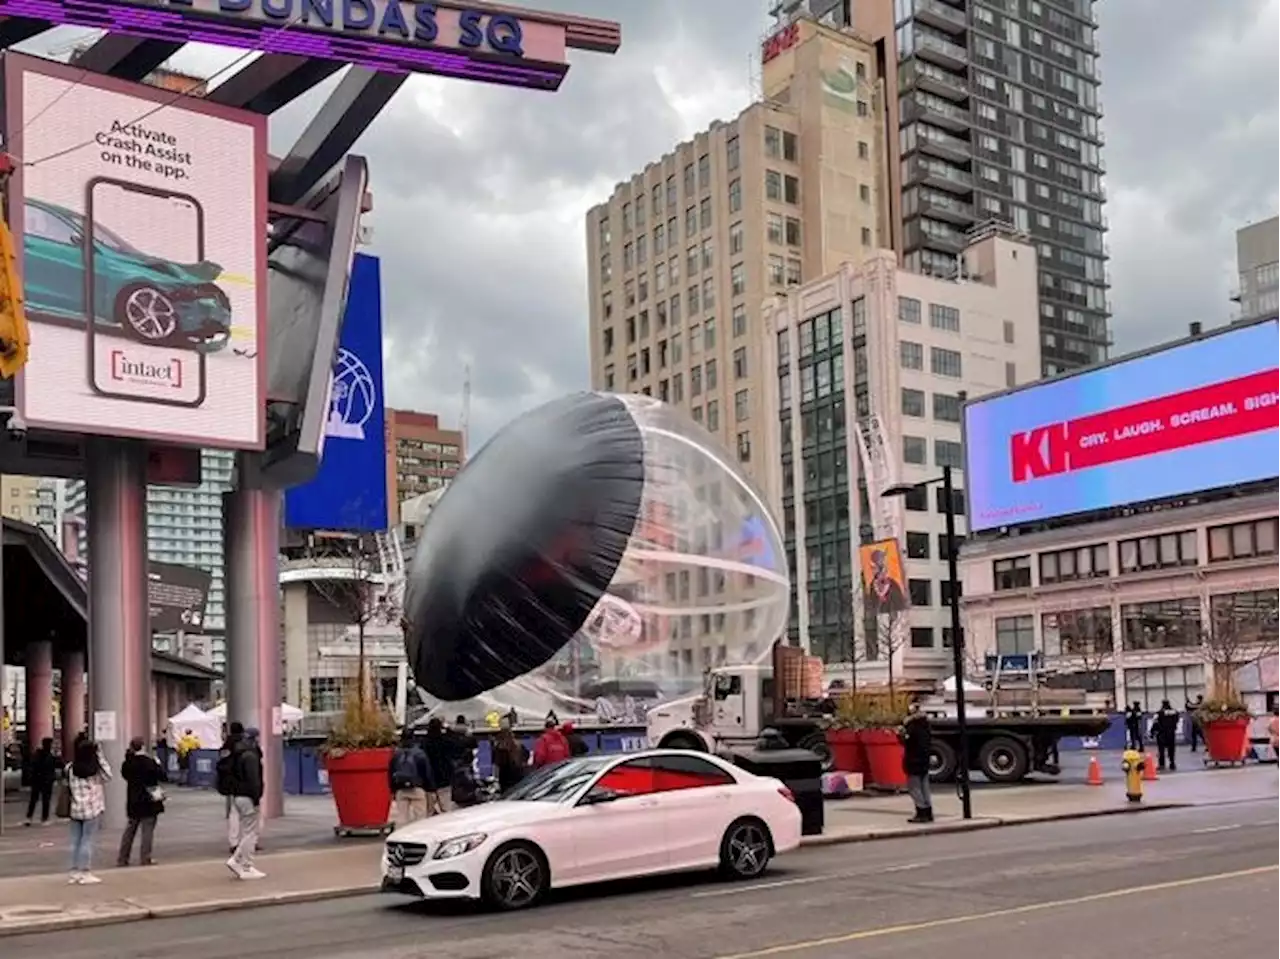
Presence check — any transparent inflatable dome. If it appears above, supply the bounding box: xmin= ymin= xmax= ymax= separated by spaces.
xmin=404 ymin=392 xmax=790 ymax=724
xmin=528 ymin=395 xmax=790 ymax=716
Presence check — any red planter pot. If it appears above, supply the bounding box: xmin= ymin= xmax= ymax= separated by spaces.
xmin=324 ymin=747 xmax=394 ymax=830
xmin=826 ymin=729 xmax=867 ymax=775
xmin=861 ymin=728 xmax=907 ymax=789
xmin=1203 ymin=718 xmax=1250 ymax=763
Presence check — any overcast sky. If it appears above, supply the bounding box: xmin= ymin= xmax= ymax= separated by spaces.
xmin=26 ymin=0 xmax=1280 ymax=450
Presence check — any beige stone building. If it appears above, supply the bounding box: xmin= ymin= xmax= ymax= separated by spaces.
xmin=960 ymin=492 xmax=1278 ymax=714
xmin=585 ymin=20 xmax=889 ymax=493
xmin=0 ymin=475 xmax=42 ymax=525
xmin=762 ymin=227 xmax=1039 ymax=679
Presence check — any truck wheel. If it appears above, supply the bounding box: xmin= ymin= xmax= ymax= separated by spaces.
xmin=928 ymin=741 xmax=958 ymax=782
xmin=977 ymin=736 xmax=1029 ymax=783
xmin=798 ymin=732 xmax=834 ymax=772
xmin=660 ymin=731 xmax=706 ymax=752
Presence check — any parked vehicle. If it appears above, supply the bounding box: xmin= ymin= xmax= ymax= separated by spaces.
xmin=380 ymin=749 xmax=802 ymax=910
xmin=647 ymin=644 xmax=1110 ymax=784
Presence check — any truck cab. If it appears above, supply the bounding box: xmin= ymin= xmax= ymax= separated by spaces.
xmin=646 ymin=658 xmax=833 ymax=763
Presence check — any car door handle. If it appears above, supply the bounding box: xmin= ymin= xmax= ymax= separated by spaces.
xmin=638 ymin=798 xmax=659 ymax=808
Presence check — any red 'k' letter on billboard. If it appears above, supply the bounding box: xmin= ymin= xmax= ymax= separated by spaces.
xmin=1010 ymin=369 xmax=1280 ymax=483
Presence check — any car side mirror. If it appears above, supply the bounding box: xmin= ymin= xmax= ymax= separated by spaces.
xmin=69 ymin=232 xmax=83 ymax=246
xmin=581 ymin=788 xmax=620 ymax=806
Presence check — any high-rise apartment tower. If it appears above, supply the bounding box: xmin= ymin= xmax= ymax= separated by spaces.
xmin=773 ymin=0 xmax=1109 ymax=375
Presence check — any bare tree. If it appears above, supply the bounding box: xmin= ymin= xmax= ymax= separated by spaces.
xmin=306 ymin=534 xmax=397 ymax=710
xmin=1045 ymin=602 xmax=1115 ymax=697
xmin=1199 ymin=592 xmax=1279 ymax=702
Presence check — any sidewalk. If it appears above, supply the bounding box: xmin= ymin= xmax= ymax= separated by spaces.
xmin=1 ymin=764 xmax=1273 ymax=938
xmin=818 ymin=763 xmax=1279 ymax=844
xmin=0 ymin=845 xmax=381 ymax=937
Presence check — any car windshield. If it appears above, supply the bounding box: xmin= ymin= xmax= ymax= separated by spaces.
xmin=61 ymin=208 xmax=140 ymax=256
xmin=501 ymin=756 xmax=616 ymax=803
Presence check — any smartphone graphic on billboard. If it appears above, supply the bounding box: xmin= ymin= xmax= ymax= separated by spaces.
xmin=84 ymin=177 xmax=217 ymax=407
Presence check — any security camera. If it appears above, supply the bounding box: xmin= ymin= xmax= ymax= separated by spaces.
xmin=4 ymin=409 xmax=27 ymax=442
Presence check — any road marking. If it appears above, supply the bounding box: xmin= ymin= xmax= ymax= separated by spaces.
xmin=692 ymin=876 xmax=829 ymax=899
xmin=1192 ymin=824 xmax=1242 ymax=834
xmin=710 ymin=865 xmax=1279 ymax=959
xmin=691 ymin=861 xmax=934 ymax=900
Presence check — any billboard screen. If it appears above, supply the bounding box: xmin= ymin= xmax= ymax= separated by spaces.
xmin=284 ymin=253 xmax=389 ymax=532
xmin=964 ymin=319 xmax=1280 ymax=533
xmin=859 ymin=538 xmax=909 ymax=619
xmin=6 ymin=54 xmax=267 ymax=449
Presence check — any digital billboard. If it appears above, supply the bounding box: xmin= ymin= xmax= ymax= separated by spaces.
xmin=5 ymin=54 xmax=267 ymax=449
xmin=148 ymin=561 xmax=212 ymax=633
xmin=284 ymin=253 xmax=389 ymax=532
xmin=964 ymin=319 xmax=1280 ymax=533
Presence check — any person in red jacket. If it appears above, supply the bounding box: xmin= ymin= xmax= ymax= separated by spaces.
xmin=532 ymin=718 xmax=570 ymax=768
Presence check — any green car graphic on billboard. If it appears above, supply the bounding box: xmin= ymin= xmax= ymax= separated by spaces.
xmin=22 ymin=197 xmax=233 ymax=353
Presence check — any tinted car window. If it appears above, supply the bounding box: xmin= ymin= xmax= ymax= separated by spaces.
xmin=647 ymin=754 xmax=736 ymax=792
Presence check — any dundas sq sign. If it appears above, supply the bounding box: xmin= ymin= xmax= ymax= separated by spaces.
xmin=0 ymin=0 xmax=621 ymax=88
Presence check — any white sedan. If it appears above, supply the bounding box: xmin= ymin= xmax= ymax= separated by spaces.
xmin=380 ymin=749 xmax=802 ymax=910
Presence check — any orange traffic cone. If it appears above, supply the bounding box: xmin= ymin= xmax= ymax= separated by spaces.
xmin=1086 ymin=755 xmax=1104 ymax=786
xmin=1143 ymin=752 xmax=1159 ymax=781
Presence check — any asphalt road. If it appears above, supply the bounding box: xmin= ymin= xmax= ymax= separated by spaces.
xmin=7 ymin=798 xmax=1277 ymax=959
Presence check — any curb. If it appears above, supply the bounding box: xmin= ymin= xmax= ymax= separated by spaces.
xmin=0 ymin=799 xmax=1225 ymax=938
xmin=0 ymin=884 xmax=374 ymax=939
xmin=799 ymin=801 xmax=1189 ymax=848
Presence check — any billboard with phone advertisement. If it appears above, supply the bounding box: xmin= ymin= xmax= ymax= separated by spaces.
xmin=5 ymin=54 xmax=267 ymax=449
xmin=284 ymin=253 xmax=389 ymax=532
xmin=964 ymin=318 xmax=1280 ymax=533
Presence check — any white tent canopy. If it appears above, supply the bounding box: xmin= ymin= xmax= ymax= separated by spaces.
xmin=166 ymin=704 xmax=220 ymax=749
xmin=208 ymin=702 xmax=304 ymax=723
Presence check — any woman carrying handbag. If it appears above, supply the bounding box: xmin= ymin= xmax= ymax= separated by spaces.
xmin=118 ymin=737 xmax=167 ymax=867
xmin=60 ymin=737 xmax=112 ymax=884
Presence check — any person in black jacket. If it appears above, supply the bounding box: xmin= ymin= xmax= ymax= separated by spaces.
xmin=24 ymin=737 xmax=58 ymax=826
xmin=1124 ymin=701 xmax=1145 ymax=751
xmin=900 ymin=703 xmax=933 ymax=824
xmin=1185 ymin=695 xmax=1204 ymax=752
xmin=219 ymin=723 xmax=265 ymax=880
xmin=562 ymin=722 xmax=590 ymax=758
xmin=1154 ymin=699 xmax=1180 ymax=771
xmin=117 ymin=737 xmax=166 ymax=866
xmin=491 ymin=722 xmax=529 ymax=793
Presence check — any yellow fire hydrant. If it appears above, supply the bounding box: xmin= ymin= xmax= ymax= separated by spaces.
xmin=1121 ymin=748 xmax=1144 ymax=803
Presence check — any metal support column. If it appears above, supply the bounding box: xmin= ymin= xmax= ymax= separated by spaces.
xmin=223 ymin=459 xmax=284 ymax=820
xmin=24 ymin=638 xmax=53 ymax=746
xmin=61 ymin=648 xmax=86 ymax=759
xmin=85 ymin=438 xmax=151 ymax=832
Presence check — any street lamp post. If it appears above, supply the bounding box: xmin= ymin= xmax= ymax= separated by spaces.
xmin=882 ymin=463 xmax=973 ymax=820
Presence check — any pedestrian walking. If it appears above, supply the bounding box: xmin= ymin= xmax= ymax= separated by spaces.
xmin=216 ymin=722 xmax=265 ymax=880
xmin=388 ymin=729 xmax=435 ymax=825
xmin=899 ymin=703 xmax=933 ymax=824
xmin=64 ymin=736 xmax=111 ymax=884
xmin=24 ymin=736 xmax=58 ymax=827
xmin=1124 ymin=701 xmax=1145 ymax=751
xmin=1185 ymin=695 xmax=1204 ymax=752
xmin=117 ymin=737 xmax=166 ymax=867
xmin=1154 ymin=699 xmax=1179 ymax=771
xmin=226 ymin=729 xmax=267 ymax=852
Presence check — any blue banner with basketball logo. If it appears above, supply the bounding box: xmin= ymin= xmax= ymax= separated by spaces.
xmin=284 ymin=253 xmax=388 ymax=532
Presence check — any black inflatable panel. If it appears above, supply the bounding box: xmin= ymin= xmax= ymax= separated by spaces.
xmin=404 ymin=392 xmax=646 ymax=701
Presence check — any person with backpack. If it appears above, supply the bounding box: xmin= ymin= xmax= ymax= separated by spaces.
xmin=24 ymin=737 xmax=58 ymax=827
xmin=216 ymin=722 xmax=264 ymax=880
xmin=388 ymin=729 xmax=435 ymax=825
xmin=491 ymin=720 xmax=529 ymax=793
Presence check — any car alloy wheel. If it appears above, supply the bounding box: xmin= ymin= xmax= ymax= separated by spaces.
xmin=725 ymin=821 xmax=770 ymax=878
xmin=488 ymin=846 xmax=544 ymax=909
xmin=124 ymin=287 xmax=178 ymax=341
